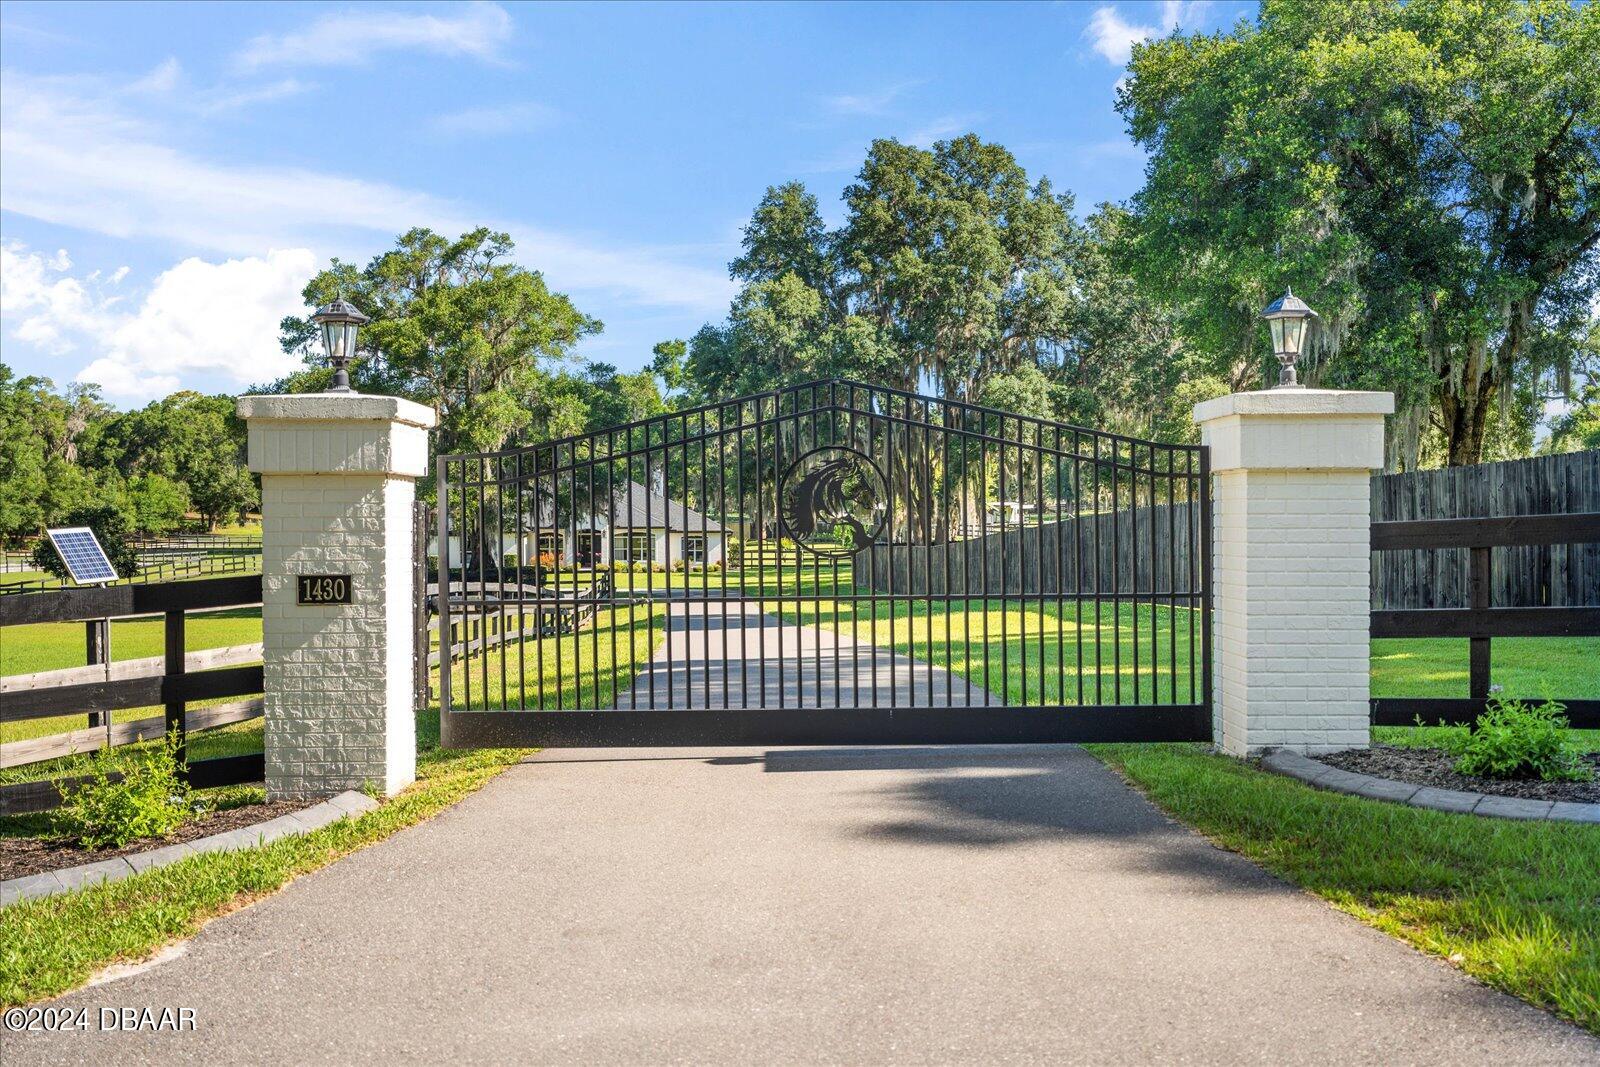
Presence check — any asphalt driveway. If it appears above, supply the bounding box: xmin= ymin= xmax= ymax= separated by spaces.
xmin=8 ymin=744 xmax=1597 ymax=1064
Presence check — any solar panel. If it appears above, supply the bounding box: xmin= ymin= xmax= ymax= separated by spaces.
xmin=46 ymin=527 xmax=119 ymax=585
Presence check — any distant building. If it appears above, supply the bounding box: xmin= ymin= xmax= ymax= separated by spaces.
xmin=525 ymin=480 xmax=726 ymax=567
xmin=433 ymin=481 xmax=727 ymax=569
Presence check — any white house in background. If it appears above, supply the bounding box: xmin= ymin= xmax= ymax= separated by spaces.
xmin=432 ymin=482 xmax=726 ymax=569
xmin=989 ymin=500 xmax=1038 ymax=525
xmin=524 ymin=480 xmax=726 ymax=568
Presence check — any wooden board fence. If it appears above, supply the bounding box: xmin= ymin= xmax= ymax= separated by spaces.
xmin=0 ymin=642 xmax=263 ymax=693
xmin=1 ymin=698 xmax=263 ymax=769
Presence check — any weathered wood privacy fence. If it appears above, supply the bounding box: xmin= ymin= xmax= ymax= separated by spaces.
xmin=859 ymin=501 xmax=1201 ymax=596
xmin=0 ymin=574 xmax=265 ymax=814
xmin=1371 ymin=451 xmax=1599 ymax=608
xmin=864 ymin=450 xmax=1599 ymax=607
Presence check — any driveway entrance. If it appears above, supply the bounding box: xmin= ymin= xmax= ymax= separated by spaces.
xmin=9 ymin=746 xmax=1594 ymax=1064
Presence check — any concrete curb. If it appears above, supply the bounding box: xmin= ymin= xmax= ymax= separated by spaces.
xmin=1 ymin=790 xmax=379 ymax=907
xmin=1261 ymin=750 xmax=1600 ymax=824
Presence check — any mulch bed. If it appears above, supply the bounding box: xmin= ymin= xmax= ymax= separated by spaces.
xmin=0 ymin=799 xmax=307 ymax=882
xmin=1320 ymin=745 xmax=1600 ymax=804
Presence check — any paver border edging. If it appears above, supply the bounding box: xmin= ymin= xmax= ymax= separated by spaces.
xmin=1260 ymin=750 xmax=1600 ymax=825
xmin=0 ymin=790 xmax=380 ymax=906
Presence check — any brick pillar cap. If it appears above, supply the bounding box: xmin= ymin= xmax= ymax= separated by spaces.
xmin=1193 ymin=388 xmax=1394 ymax=424
xmin=237 ymin=392 xmax=437 ymax=429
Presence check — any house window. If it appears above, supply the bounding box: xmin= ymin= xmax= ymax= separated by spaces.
xmin=536 ymin=533 xmax=563 ymax=558
xmin=614 ymin=533 xmax=654 ymax=562
xmin=683 ymin=535 xmax=706 ymax=564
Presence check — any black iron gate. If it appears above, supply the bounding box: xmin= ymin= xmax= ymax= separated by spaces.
xmin=435 ymin=379 xmax=1211 ymax=746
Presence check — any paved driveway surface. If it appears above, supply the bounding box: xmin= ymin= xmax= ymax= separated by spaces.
xmin=8 ymin=744 xmax=1596 ymax=1065
xmin=622 ymin=602 xmax=1001 ymax=709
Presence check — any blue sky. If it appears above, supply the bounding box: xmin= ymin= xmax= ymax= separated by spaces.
xmin=0 ymin=0 xmax=1246 ymax=407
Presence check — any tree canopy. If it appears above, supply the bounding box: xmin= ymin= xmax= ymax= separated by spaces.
xmin=0 ymin=367 xmax=252 ymax=544
xmin=1120 ymin=0 xmax=1600 ymax=466
xmin=685 ymin=136 xmax=1083 ymax=406
xmin=277 ymin=228 xmax=602 ymax=457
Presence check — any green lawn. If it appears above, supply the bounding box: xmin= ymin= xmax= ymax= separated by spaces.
xmin=5 ymin=581 xmax=1597 ymax=782
xmin=0 ymin=608 xmax=263 ymax=678
xmin=1373 ymin=636 xmax=1600 ymax=699
xmin=207 ymin=520 xmax=263 ymax=538
xmin=4 ymin=577 xmax=1598 ymax=1027
xmin=1 ymin=602 xmax=667 ymax=784
xmin=1090 ymin=743 xmax=1600 ymax=1034
xmin=442 ymin=603 xmax=668 ymax=710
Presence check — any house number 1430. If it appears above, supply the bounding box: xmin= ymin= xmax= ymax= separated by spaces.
xmin=296 ymin=574 xmax=352 ymax=605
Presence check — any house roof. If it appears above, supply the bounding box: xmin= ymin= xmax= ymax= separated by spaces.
xmin=612 ymin=481 xmax=723 ymax=532
xmin=525 ymin=481 xmax=723 ymax=533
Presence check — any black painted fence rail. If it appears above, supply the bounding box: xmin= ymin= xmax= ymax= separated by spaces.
xmin=1369 ymin=512 xmax=1600 ymax=729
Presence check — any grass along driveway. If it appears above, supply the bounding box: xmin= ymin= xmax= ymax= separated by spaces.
xmin=1090 ymin=743 xmax=1600 ymax=1034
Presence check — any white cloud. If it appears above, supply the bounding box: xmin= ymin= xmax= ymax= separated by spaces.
xmin=428 ymin=101 xmax=558 ymax=136
xmin=903 ymin=114 xmax=982 ymax=146
xmin=0 ymin=65 xmax=737 ymax=397
xmin=2 ymin=241 xmax=93 ymax=354
xmin=109 ymin=57 xmax=313 ymax=116
xmin=1 ymin=71 xmax=734 ymax=314
xmin=1 ymin=70 xmax=472 ymax=253
xmin=824 ymin=80 xmax=924 ymax=116
xmin=236 ymin=2 xmax=513 ymax=70
xmin=3 ymin=240 xmax=315 ymax=401
xmin=129 ymin=57 xmax=181 ymax=95
xmin=82 ymin=249 xmax=317 ymax=399
xmin=195 ymin=78 xmax=313 ymax=115
xmin=1086 ymin=2 xmax=1210 ymax=65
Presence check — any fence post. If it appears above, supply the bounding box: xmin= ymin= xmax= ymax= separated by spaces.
xmin=1468 ymin=545 xmax=1491 ymax=700
xmin=238 ymin=393 xmax=437 ymax=799
xmin=1193 ymin=388 xmax=1394 ymax=755
xmin=164 ymin=609 xmax=186 ymax=768
xmin=85 ymin=618 xmax=107 ymax=728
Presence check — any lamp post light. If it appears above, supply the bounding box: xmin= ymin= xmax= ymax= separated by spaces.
xmin=1261 ymin=287 xmax=1318 ymax=388
xmin=310 ymin=298 xmax=370 ymax=394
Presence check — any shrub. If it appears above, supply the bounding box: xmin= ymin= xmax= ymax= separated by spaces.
xmin=672 ymin=559 xmax=686 ymax=573
xmin=54 ymin=733 xmax=200 ymax=849
xmin=708 ymin=561 xmax=722 ymax=572
xmin=1453 ymin=697 xmax=1593 ymax=782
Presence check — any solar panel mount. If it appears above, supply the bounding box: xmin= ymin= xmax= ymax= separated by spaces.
xmin=45 ymin=526 xmax=120 ymax=585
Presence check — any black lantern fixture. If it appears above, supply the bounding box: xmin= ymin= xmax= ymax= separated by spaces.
xmin=1261 ymin=288 xmax=1318 ymax=388
xmin=310 ymin=298 xmax=370 ymax=394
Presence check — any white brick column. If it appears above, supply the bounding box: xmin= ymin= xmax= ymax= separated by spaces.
xmin=1193 ymin=389 xmax=1394 ymax=756
xmin=237 ymin=394 xmax=437 ymax=799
